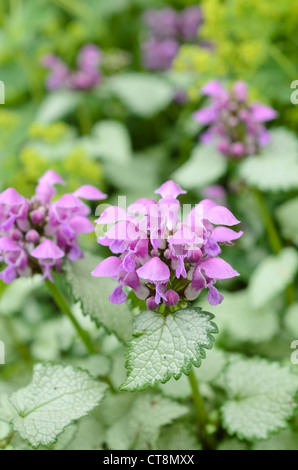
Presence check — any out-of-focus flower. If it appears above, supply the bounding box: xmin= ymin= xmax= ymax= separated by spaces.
xmin=193 ymin=80 xmax=277 ymax=158
xmin=179 ymin=6 xmax=203 ymax=40
xmin=142 ymin=38 xmax=179 ymax=71
xmin=42 ymin=44 xmax=102 ymax=91
xmin=201 ymin=185 xmax=227 ymax=206
xmin=143 ymin=8 xmax=179 ymax=39
xmin=0 ymin=171 xmax=106 ymax=283
xmin=92 ymin=181 xmax=242 ymax=310
xmin=142 ymin=6 xmax=203 ymax=71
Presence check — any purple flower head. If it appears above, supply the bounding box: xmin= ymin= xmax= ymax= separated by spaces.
xmin=194 ymin=80 xmax=277 ymax=159
xmin=42 ymin=44 xmax=102 ymax=91
xmin=143 ymin=8 xmax=179 ymax=39
xmin=178 ymin=6 xmax=203 ymax=40
xmin=77 ymin=44 xmax=102 ymax=72
xmin=142 ymin=38 xmax=179 ymax=71
xmin=0 ymin=171 xmax=107 ymax=284
xmin=92 ymin=182 xmax=242 ymax=310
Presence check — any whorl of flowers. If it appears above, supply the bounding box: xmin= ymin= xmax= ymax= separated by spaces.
xmin=0 ymin=170 xmax=106 ymax=283
xmin=194 ymin=80 xmax=277 ymax=158
xmin=42 ymin=44 xmax=102 ymax=91
xmin=142 ymin=6 xmax=203 ymax=71
xmin=92 ymin=181 xmax=242 ymax=310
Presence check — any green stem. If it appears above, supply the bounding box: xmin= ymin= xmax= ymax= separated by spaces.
xmin=253 ymin=188 xmax=282 ymax=254
xmin=77 ymin=101 xmax=92 ymax=135
xmin=188 ymin=370 xmax=215 ymax=449
xmin=253 ymin=188 xmax=296 ymax=305
xmin=45 ymin=279 xmax=95 ymax=355
xmin=268 ymin=44 xmax=297 ymax=80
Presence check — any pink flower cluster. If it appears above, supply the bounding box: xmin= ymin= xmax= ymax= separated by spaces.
xmin=194 ymin=81 xmax=277 ymax=158
xmin=92 ymin=181 xmax=242 ymax=310
xmin=142 ymin=6 xmax=203 ymax=71
xmin=42 ymin=44 xmax=102 ymax=91
xmin=0 ymin=171 xmax=106 ymax=283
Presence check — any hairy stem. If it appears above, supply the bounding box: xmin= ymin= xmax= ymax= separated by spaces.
xmin=188 ymin=370 xmax=215 ymax=449
xmin=253 ymin=188 xmax=282 ymax=254
xmin=45 ymin=279 xmax=95 ymax=355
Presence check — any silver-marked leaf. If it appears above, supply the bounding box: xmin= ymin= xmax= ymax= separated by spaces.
xmin=199 ymin=289 xmax=279 ymax=344
xmin=239 ymin=128 xmax=298 ymax=192
xmin=276 ymin=197 xmax=298 ymax=246
xmin=10 ymin=363 xmax=107 ymax=448
xmin=108 ymin=73 xmax=174 ymax=117
xmin=158 ymin=422 xmax=201 ymax=450
xmin=83 ymin=120 xmax=132 ymax=163
xmin=222 ymin=358 xmax=298 ymax=441
xmin=36 ymin=91 xmax=81 ymax=123
xmin=248 ymin=248 xmax=298 ymax=309
xmin=121 ymin=308 xmax=218 ymax=392
xmin=64 ymin=253 xmax=133 ymax=341
xmin=284 ymin=303 xmax=298 ymax=338
xmin=106 ymin=393 xmax=188 ymax=450
xmin=253 ymin=429 xmax=298 ymax=450
xmin=173 ymin=144 xmax=227 ymax=190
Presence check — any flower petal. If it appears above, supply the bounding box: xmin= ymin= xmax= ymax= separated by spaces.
xmin=199 ymin=257 xmax=239 ymax=279
xmin=73 ymin=185 xmax=107 ymax=200
xmin=155 ymin=180 xmax=186 ymax=199
xmin=212 ymin=227 xmax=243 ymax=242
xmin=31 ymin=240 xmax=64 ymax=260
xmin=91 ymin=256 xmax=122 ymax=277
xmin=137 ymin=257 xmax=170 ymax=282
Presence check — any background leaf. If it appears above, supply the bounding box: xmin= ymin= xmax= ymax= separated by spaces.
xmin=10 ymin=363 xmax=107 ymax=448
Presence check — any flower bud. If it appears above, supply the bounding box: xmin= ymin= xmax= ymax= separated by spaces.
xmin=30 ymin=207 xmax=46 ymax=225
xmin=146 ymin=296 xmax=160 ymax=311
xmin=165 ymin=289 xmax=179 ymax=307
xmin=26 ymin=229 xmax=40 ymax=243
xmin=10 ymin=229 xmax=23 ymax=241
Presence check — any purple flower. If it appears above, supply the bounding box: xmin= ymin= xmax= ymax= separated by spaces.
xmin=0 ymin=171 xmax=107 ymax=283
xmin=141 ymin=6 xmax=203 ymax=72
xmin=194 ymin=80 xmax=277 ymax=158
xmin=178 ymin=6 xmax=203 ymax=40
xmin=143 ymin=8 xmax=179 ymax=39
xmin=142 ymin=38 xmax=179 ymax=71
xmin=92 ymin=181 xmax=242 ymax=310
xmin=42 ymin=44 xmax=102 ymax=91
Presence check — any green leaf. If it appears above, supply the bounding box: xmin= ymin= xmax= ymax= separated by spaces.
xmin=64 ymin=253 xmax=133 ymax=341
xmin=159 ymin=348 xmax=227 ymax=400
xmin=158 ymin=422 xmax=202 ymax=450
xmin=173 ymin=144 xmax=227 ymax=190
xmin=239 ymin=128 xmax=298 ymax=192
xmin=252 ymin=429 xmax=298 ymax=450
xmin=121 ymin=308 xmax=218 ymax=392
xmin=31 ymin=317 xmax=74 ymax=361
xmin=9 ymin=363 xmax=107 ymax=448
xmin=65 ymin=415 xmax=105 ymax=450
xmin=248 ymin=248 xmax=298 ymax=309
xmin=0 ymin=419 xmax=11 ymax=441
xmin=104 ymin=150 xmax=161 ymax=197
xmin=0 ymin=276 xmax=41 ymax=315
xmin=36 ymin=91 xmax=81 ymax=123
xmin=285 ymin=303 xmax=298 ymax=338
xmin=276 ymin=197 xmax=298 ymax=246
xmin=199 ymin=289 xmax=279 ymax=344
xmin=69 ymin=354 xmax=112 ymax=378
xmin=217 ymin=438 xmax=248 ymax=451
xmin=108 ymin=73 xmax=174 ymax=117
xmin=83 ymin=120 xmax=132 ymax=163
xmin=221 ymin=358 xmax=298 ymax=441
xmin=105 ymin=393 xmax=188 ymax=450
